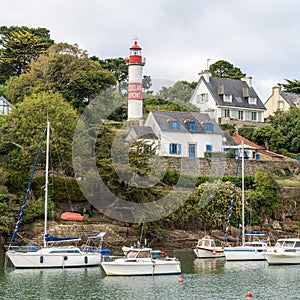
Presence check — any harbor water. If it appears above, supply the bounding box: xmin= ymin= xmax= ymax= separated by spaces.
xmin=0 ymin=251 xmax=299 ymax=300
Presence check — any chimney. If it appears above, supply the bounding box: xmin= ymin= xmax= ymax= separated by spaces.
xmin=272 ymin=85 xmax=281 ymax=96
xmin=198 ymin=70 xmax=211 ymax=83
xmin=241 ymin=76 xmax=252 ymax=87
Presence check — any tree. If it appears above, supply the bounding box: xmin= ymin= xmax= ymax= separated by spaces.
xmin=238 ymin=126 xmax=256 ymax=141
xmin=279 ymin=79 xmax=300 ymax=94
xmin=246 ymin=170 xmax=281 ymax=223
xmin=269 ymin=108 xmax=300 ymax=153
xmin=209 ymin=60 xmax=245 ymax=79
xmin=0 ymin=26 xmax=53 ymax=83
xmin=142 ymin=75 xmax=153 ymax=94
xmin=157 ymin=80 xmax=195 ymax=102
xmin=252 ymin=125 xmax=285 ymax=151
xmin=97 ymin=57 xmax=128 ymax=86
xmin=7 ymin=43 xmax=117 ymax=112
xmin=0 ymin=91 xmax=78 ymax=172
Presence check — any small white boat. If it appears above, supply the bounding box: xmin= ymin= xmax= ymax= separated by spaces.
xmin=265 ymin=238 xmax=300 ymax=266
xmin=224 ymin=239 xmax=268 ymax=261
xmin=101 ymin=248 xmax=181 ymax=276
xmin=192 ymin=236 xmax=224 ymax=258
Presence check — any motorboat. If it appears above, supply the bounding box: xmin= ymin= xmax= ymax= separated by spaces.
xmin=192 ymin=236 xmax=225 ymax=258
xmin=265 ymin=238 xmax=300 ymax=266
xmin=101 ymin=247 xmax=181 ymax=276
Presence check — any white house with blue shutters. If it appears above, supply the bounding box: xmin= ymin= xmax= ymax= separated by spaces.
xmin=127 ymin=110 xmax=224 ymax=158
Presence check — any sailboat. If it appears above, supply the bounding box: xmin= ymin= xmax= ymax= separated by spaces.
xmin=5 ymin=121 xmax=106 ymax=268
xmin=223 ymin=140 xmax=268 ymax=261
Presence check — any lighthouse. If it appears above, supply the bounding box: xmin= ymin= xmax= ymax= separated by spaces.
xmin=125 ymin=39 xmax=146 ymax=124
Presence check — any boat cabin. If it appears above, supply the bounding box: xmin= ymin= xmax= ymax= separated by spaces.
xmin=197 ymin=236 xmax=216 ymax=248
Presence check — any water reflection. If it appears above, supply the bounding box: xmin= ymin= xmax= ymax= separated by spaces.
xmin=193 ymin=257 xmax=225 ymax=273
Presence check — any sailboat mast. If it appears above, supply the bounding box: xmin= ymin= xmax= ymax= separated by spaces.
xmin=44 ymin=121 xmax=50 ymax=248
xmin=241 ymin=139 xmax=245 ymax=247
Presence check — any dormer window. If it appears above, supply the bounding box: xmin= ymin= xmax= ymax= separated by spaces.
xmin=170 ymin=121 xmax=180 ymax=130
xmin=223 ymin=94 xmax=232 ymax=102
xmin=248 ymin=97 xmax=257 ymax=105
xmin=204 ymin=123 xmax=214 ymax=132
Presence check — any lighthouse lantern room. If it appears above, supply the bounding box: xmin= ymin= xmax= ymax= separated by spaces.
xmin=125 ymin=39 xmax=146 ymax=124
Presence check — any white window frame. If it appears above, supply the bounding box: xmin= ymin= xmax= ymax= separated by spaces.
xmin=223 ymin=94 xmax=232 ymax=102
xmin=248 ymin=97 xmax=257 ymax=105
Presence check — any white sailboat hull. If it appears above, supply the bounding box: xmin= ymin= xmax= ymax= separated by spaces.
xmin=224 ymin=246 xmax=266 ymax=261
xmin=101 ymin=259 xmax=181 ymax=276
xmin=6 ymin=247 xmax=101 ymax=268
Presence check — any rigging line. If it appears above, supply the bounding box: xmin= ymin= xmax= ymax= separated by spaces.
xmin=9 ymin=128 xmax=47 ymax=247
xmin=223 ymin=155 xmax=241 ymax=245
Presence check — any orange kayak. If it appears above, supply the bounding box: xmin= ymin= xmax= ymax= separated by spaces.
xmin=60 ymin=212 xmax=84 ymax=221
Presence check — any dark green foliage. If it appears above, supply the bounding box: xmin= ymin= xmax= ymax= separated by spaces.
xmin=279 ymin=79 xmax=300 ymax=94
xmin=157 ymin=81 xmax=195 ymax=102
xmin=246 ymin=170 xmax=282 ymax=224
xmin=269 ymin=108 xmax=300 ymax=153
xmin=209 ymin=60 xmax=245 ymax=79
xmin=238 ymin=126 xmax=255 ymax=140
xmin=0 ymin=26 xmax=54 ymax=83
xmin=220 ymin=123 xmax=236 ymax=135
xmin=32 ymin=176 xmax=86 ymax=202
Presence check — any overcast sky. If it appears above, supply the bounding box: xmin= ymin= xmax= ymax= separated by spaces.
xmin=2 ymin=0 xmax=300 ymax=101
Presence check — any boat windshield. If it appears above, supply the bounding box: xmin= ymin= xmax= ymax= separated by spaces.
xmin=283 ymin=241 xmax=295 ymax=248
xmin=136 ymin=251 xmax=151 ymax=258
xmin=275 ymin=240 xmax=284 ymax=247
xmin=126 ymin=250 xmax=139 ymax=258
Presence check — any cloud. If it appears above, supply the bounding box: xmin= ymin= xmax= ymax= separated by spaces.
xmin=1 ymin=0 xmax=300 ymax=101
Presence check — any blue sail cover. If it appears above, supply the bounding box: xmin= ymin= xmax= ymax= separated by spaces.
xmin=44 ymin=233 xmax=80 ymax=243
xmin=244 ymin=229 xmax=264 ymax=236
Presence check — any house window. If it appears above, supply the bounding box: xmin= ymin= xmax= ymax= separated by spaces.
xmin=197 ymin=93 xmax=208 ymax=103
xmin=189 ymin=121 xmax=196 ymax=131
xmin=224 ymin=109 xmax=230 ymax=117
xmin=169 ymin=143 xmax=181 ymax=155
xmin=238 ymin=111 xmax=244 ymax=120
xmin=249 ymin=97 xmax=257 ymax=105
xmin=170 ymin=121 xmax=180 ymax=130
xmin=206 ymin=144 xmax=212 ymax=152
xmin=251 ymin=112 xmax=257 ymax=121
xmin=235 ymin=96 xmax=242 ymax=102
xmin=204 ymin=123 xmax=214 ymax=132
xmin=278 ymin=101 xmax=284 ymax=109
xmin=223 ymin=94 xmax=232 ymax=102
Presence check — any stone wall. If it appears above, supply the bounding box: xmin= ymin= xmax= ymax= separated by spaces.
xmin=162 ymin=157 xmax=299 ymax=176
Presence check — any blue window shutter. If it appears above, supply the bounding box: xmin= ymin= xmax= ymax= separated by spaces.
xmin=190 ymin=121 xmax=195 ymax=131
xmin=169 ymin=144 xmax=172 ymax=154
xmin=206 ymin=144 xmax=212 ymax=151
xmin=178 ymin=144 xmax=181 ymax=154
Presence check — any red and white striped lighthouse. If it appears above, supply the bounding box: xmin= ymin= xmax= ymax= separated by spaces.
xmin=125 ymin=39 xmax=146 ymax=124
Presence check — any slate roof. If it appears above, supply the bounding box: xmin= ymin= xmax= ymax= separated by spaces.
xmin=150 ymin=110 xmax=223 ymax=134
xmin=131 ymin=125 xmax=158 ymax=139
xmin=202 ymin=77 xmax=266 ymax=110
xmin=280 ymin=92 xmax=300 ymax=107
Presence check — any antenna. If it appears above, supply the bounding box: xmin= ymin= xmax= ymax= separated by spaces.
xmin=206 ymin=58 xmax=212 ymax=70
